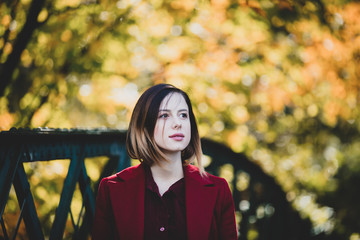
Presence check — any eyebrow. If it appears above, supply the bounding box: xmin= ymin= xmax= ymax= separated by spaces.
xmin=158 ymin=109 xmax=188 ymax=112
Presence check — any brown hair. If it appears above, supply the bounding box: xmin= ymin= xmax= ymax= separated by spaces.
xmin=126 ymin=84 xmax=203 ymax=172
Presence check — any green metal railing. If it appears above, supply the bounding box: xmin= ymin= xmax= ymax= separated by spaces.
xmin=0 ymin=128 xmax=130 ymax=239
xmin=0 ymin=128 xmax=312 ymax=240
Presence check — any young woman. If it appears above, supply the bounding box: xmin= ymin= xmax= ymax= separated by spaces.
xmin=92 ymin=84 xmax=237 ymax=240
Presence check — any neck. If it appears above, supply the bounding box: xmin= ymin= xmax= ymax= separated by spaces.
xmin=150 ymin=151 xmax=184 ymax=180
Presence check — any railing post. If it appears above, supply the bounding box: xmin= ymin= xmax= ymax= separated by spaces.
xmin=1 ymin=129 xmax=131 ymax=239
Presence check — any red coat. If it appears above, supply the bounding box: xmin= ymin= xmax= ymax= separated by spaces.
xmin=92 ymin=164 xmax=237 ymax=240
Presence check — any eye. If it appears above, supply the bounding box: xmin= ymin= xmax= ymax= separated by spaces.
xmin=159 ymin=113 xmax=169 ymax=119
xmin=180 ymin=113 xmax=188 ymax=119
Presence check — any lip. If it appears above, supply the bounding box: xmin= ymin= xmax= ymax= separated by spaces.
xmin=169 ymin=133 xmax=184 ymax=141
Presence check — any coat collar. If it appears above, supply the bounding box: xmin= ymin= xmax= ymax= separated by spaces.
xmin=116 ymin=163 xmax=214 ymax=185
xmin=115 ymin=163 xmax=144 ymax=181
xmin=183 ymin=164 xmax=214 ymax=185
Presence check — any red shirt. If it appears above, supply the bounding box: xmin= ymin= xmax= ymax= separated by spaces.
xmin=144 ymin=166 xmax=187 ymax=240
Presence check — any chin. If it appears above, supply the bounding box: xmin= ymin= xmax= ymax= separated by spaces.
xmin=163 ymin=146 xmax=187 ymax=153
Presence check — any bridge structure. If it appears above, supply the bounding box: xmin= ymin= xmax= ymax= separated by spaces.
xmin=0 ymin=128 xmax=312 ymax=239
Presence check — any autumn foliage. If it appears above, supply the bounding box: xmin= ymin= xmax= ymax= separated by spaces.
xmin=1 ymin=0 xmax=360 ymax=239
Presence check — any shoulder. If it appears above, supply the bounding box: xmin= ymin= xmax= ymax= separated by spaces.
xmin=185 ymin=164 xmax=229 ymax=187
xmin=116 ymin=164 xmax=144 ymax=179
xmin=101 ymin=164 xmax=144 ymax=184
xmin=206 ymin=172 xmax=229 ymax=188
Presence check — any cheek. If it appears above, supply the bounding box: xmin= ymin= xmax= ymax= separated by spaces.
xmin=154 ymin=121 xmax=166 ymax=139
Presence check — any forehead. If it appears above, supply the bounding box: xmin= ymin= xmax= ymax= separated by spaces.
xmin=160 ymin=92 xmax=188 ymax=110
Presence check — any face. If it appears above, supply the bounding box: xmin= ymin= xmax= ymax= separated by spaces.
xmin=154 ymin=92 xmax=191 ymax=155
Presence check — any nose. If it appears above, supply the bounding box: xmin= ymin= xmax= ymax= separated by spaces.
xmin=172 ymin=118 xmax=182 ymax=129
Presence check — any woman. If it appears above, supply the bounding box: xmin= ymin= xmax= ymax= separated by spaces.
xmin=92 ymin=84 xmax=237 ymax=240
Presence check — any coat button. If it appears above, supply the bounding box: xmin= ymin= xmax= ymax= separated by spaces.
xmin=160 ymin=227 xmax=165 ymax=232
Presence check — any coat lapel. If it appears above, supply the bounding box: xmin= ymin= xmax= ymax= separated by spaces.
xmin=184 ymin=165 xmax=218 ymax=240
xmin=109 ymin=164 xmax=145 ymax=239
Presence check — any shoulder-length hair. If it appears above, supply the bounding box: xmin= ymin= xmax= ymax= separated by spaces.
xmin=126 ymin=84 xmax=203 ymax=172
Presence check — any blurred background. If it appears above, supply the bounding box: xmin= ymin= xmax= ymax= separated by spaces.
xmin=1 ymin=0 xmax=360 ymax=239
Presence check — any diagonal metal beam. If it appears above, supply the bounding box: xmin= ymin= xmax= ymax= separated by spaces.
xmin=0 ymin=216 xmax=10 ymax=240
xmin=49 ymin=146 xmax=83 ymax=240
xmin=78 ymin=160 xmax=95 ymax=220
xmin=13 ymin=163 xmax=44 ymax=239
xmin=73 ymin=160 xmax=96 ymax=239
xmin=0 ymin=144 xmax=23 ymax=218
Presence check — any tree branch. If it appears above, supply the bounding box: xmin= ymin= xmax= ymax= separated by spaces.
xmin=0 ymin=0 xmax=46 ymax=97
